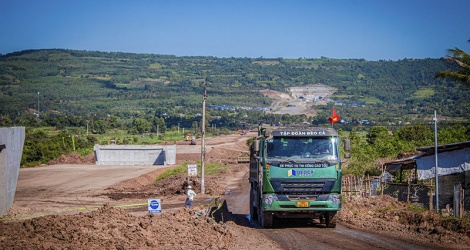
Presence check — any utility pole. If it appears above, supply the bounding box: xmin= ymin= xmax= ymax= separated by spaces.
xmin=201 ymin=86 xmax=207 ymax=194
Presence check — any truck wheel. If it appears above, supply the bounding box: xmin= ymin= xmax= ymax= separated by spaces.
xmin=325 ymin=212 xmax=337 ymax=228
xmin=260 ymin=211 xmax=273 ymax=228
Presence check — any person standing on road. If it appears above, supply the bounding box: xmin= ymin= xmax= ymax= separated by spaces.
xmin=185 ymin=185 xmax=197 ymax=209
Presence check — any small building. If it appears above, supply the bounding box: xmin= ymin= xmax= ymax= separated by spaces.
xmin=382 ymin=141 xmax=470 ymax=211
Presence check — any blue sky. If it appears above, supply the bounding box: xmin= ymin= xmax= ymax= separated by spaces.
xmin=1 ymin=0 xmax=469 ymax=60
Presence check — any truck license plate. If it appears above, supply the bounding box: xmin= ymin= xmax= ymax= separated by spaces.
xmin=297 ymin=201 xmax=309 ymax=208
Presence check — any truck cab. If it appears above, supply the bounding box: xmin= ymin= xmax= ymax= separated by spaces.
xmin=249 ymin=126 xmax=348 ymax=228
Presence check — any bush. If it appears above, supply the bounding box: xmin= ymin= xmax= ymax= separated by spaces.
xmin=20 ymin=129 xmax=95 ymax=167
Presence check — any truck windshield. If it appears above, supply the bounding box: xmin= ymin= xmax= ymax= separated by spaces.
xmin=266 ymin=137 xmax=338 ymax=160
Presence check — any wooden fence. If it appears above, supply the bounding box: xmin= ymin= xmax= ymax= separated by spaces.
xmin=342 ymin=175 xmax=376 ymax=198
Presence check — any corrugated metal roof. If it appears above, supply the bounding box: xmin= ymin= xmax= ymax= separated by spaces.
xmin=416 ymin=141 xmax=470 ymax=156
xmin=383 ymin=141 xmax=470 ymax=171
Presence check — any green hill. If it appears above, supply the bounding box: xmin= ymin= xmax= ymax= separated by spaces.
xmin=1 ymin=49 xmax=468 ymax=125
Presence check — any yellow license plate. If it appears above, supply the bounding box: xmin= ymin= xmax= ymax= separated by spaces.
xmin=297 ymin=201 xmax=309 ymax=208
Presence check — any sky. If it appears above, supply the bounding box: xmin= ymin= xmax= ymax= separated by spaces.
xmin=1 ymin=0 xmax=469 ymax=61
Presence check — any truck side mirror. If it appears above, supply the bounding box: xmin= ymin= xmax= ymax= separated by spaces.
xmin=252 ymin=140 xmax=259 ymax=152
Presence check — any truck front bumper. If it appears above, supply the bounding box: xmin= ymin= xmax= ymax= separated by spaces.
xmin=262 ymin=193 xmax=341 ymax=211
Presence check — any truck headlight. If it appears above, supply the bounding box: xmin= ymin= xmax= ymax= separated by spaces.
xmin=327 ymin=194 xmax=341 ymax=204
xmin=264 ymin=194 xmax=278 ymax=205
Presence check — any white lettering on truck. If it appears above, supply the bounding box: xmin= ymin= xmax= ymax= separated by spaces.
xmin=279 ymin=131 xmax=326 ymax=136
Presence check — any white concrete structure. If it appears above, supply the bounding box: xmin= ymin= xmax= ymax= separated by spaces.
xmin=94 ymin=144 xmax=176 ymax=165
xmin=0 ymin=127 xmax=25 ymax=216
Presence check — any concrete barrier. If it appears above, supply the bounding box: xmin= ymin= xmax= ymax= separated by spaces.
xmin=94 ymin=144 xmax=176 ymax=165
xmin=0 ymin=127 xmax=25 ymax=216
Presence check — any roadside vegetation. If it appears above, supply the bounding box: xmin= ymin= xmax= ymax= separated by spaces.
xmin=343 ymin=123 xmax=470 ymax=175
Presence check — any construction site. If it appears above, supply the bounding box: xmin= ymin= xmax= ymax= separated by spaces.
xmin=1 ymin=127 xmax=470 ymax=249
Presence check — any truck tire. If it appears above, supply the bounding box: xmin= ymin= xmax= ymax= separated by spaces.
xmin=260 ymin=211 xmax=273 ymax=228
xmin=325 ymin=211 xmax=337 ymax=228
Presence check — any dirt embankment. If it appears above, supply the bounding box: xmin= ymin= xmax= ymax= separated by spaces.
xmin=339 ymin=195 xmax=470 ymax=247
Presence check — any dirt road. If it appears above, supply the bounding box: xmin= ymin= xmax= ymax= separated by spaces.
xmin=12 ymin=164 xmax=169 ymax=217
xmin=9 ymin=132 xmax=254 ymax=218
xmin=222 ymin=165 xmax=443 ymax=250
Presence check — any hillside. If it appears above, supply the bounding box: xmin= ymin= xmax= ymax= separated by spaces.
xmin=1 ymin=49 xmax=468 ymax=125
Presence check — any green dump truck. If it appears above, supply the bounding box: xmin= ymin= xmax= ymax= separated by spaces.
xmin=249 ymin=126 xmax=349 ymax=228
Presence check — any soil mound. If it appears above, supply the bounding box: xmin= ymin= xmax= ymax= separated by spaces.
xmin=339 ymin=195 xmax=470 ymax=246
xmin=0 ymin=205 xmax=233 ymax=249
xmin=48 ymin=152 xmax=95 ymax=165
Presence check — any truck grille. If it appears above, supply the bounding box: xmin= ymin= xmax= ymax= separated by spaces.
xmin=281 ymin=182 xmax=324 ymax=193
xmin=270 ymin=179 xmax=336 ymax=197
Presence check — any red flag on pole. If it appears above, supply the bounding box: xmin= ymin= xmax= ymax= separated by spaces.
xmin=328 ymin=107 xmax=340 ymax=124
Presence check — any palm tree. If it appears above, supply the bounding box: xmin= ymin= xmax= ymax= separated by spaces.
xmin=434 ymin=39 xmax=470 ymax=86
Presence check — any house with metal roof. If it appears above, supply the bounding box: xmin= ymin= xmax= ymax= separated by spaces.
xmin=382 ymin=141 xmax=470 ymax=212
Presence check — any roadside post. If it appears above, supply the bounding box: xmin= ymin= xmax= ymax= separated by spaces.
xmin=201 ymin=86 xmax=207 ymax=194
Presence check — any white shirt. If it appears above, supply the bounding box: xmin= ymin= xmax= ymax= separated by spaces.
xmin=187 ymin=189 xmax=196 ymax=201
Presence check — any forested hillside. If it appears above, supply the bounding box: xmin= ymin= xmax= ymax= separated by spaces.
xmin=0 ymin=49 xmax=468 ymax=126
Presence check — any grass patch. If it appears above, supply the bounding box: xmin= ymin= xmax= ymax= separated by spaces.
xmin=414 ymin=88 xmax=435 ymax=99
xmin=406 ymin=204 xmax=427 ymax=213
xmin=360 ymin=96 xmax=382 ymax=104
xmin=252 ymin=60 xmax=280 ymax=66
xmin=204 ymin=162 xmax=228 ymax=175
xmin=76 ymin=148 xmax=94 ymax=157
xmin=377 ymin=204 xmax=394 ymax=212
xmin=155 ymin=161 xmax=228 ymax=182
xmin=155 ymin=164 xmax=187 ymax=181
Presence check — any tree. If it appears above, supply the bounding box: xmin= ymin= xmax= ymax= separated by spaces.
xmin=366 ymin=126 xmax=389 ymax=144
xmin=92 ymin=120 xmax=107 ymax=134
xmin=396 ymin=125 xmax=433 ymax=146
xmin=152 ymin=117 xmax=166 ymax=134
xmin=435 ymin=39 xmax=470 ymax=85
xmin=132 ymin=118 xmax=151 ymax=134
xmin=438 ymin=124 xmax=469 ymax=144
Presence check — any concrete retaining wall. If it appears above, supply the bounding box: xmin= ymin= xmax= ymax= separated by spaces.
xmin=0 ymin=127 xmax=25 ymax=216
xmin=94 ymin=144 xmax=176 ymax=165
